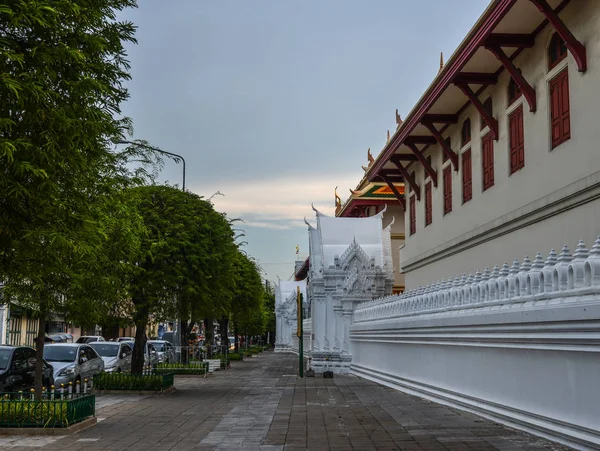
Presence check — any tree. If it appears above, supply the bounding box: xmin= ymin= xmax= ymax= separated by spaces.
xmin=262 ymin=280 xmax=276 ymax=345
xmin=0 ymin=1 xmax=138 ymax=398
xmin=230 ymin=252 xmax=264 ymax=352
xmin=126 ymin=185 xmax=236 ymax=374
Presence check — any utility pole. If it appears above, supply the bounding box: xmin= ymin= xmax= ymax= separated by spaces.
xmin=297 ymin=286 xmax=303 ymax=378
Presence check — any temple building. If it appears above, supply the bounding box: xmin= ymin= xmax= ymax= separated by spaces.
xmin=335 ymin=154 xmax=406 ymax=294
xmin=363 ymin=0 xmax=600 ymax=288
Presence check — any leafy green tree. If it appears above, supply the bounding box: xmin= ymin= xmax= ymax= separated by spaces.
xmin=126 ymin=185 xmax=237 ymax=373
xmin=0 ymin=0 xmax=138 ymax=397
xmin=262 ymin=280 xmax=276 ymax=344
xmin=230 ymin=252 xmax=264 ymax=351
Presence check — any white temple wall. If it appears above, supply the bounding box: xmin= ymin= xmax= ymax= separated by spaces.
xmin=405 ymin=195 xmax=600 ymax=287
xmin=350 ymin=236 xmax=600 ymax=450
xmin=403 ymin=0 xmax=600 ymax=285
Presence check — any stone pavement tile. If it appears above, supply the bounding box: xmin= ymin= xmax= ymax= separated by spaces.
xmin=0 ymin=352 xmax=575 ymax=451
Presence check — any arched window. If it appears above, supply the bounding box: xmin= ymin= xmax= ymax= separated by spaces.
xmin=461 ymin=118 xmax=471 ymax=147
xmin=548 ymin=33 xmax=567 ymax=70
xmin=508 ymin=78 xmax=522 ymax=105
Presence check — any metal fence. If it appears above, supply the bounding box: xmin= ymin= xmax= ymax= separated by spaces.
xmin=0 ymin=391 xmax=95 ymax=428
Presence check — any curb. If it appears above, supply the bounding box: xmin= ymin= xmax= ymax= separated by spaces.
xmin=93 ymin=386 xmax=176 ymax=396
xmin=0 ymin=416 xmax=97 ymax=436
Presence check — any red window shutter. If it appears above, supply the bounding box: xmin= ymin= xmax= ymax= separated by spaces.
xmin=550 ymin=68 xmax=570 ymax=148
xmin=509 ymin=105 xmax=525 ymax=174
xmin=443 ymin=166 xmax=452 ymax=215
xmin=409 ymin=195 xmax=416 ymax=235
xmin=482 ymin=134 xmax=494 ymax=191
xmin=560 ymin=70 xmax=570 ymax=140
xmin=462 ymin=149 xmax=472 ymax=203
xmin=425 ymin=182 xmax=432 ymax=226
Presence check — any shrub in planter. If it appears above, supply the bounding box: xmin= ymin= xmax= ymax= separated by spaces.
xmin=0 ymin=393 xmax=95 ymax=428
xmin=94 ymin=372 xmax=173 ymax=391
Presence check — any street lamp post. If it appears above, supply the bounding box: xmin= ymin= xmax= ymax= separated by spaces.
xmin=117 ymin=139 xmax=186 ymax=349
xmin=117 ymin=140 xmax=186 ymax=191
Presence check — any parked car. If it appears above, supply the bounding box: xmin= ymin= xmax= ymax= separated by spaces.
xmin=122 ymin=341 xmax=158 ymax=368
xmin=0 ymin=346 xmax=54 ymax=392
xmin=148 ymin=340 xmax=175 ymax=364
xmin=43 ymin=343 xmax=104 ymax=387
xmin=76 ymin=336 xmax=105 ymax=344
xmin=90 ymin=342 xmax=132 ymax=373
xmin=45 ymin=334 xmax=67 ymax=343
xmin=161 ymin=331 xmax=175 ymax=344
xmin=116 ymin=337 xmax=135 ymax=342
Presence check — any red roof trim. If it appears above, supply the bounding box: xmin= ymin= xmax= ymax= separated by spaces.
xmin=367 ymin=0 xmax=516 ymax=181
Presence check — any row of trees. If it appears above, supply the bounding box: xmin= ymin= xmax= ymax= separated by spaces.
xmin=0 ymin=1 xmax=274 ymax=398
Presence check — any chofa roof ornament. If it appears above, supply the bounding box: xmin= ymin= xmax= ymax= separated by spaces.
xmin=439 ymin=52 xmax=444 ymax=73
xmin=396 ymin=109 xmax=403 ymax=130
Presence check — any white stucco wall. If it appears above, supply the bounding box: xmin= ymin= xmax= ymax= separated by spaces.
xmin=403 ymin=0 xmax=600 ymax=287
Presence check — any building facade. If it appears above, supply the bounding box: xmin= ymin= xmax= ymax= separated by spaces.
xmin=365 ymin=0 xmax=600 ymax=288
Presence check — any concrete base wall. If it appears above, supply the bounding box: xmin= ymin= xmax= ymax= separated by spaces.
xmin=350 ymin=299 xmax=600 ymax=450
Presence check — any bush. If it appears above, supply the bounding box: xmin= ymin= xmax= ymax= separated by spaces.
xmin=0 ymin=394 xmax=95 ymax=428
xmin=155 ymin=362 xmax=207 ymax=375
xmin=94 ymin=372 xmax=173 ymax=391
xmin=228 ymin=352 xmax=243 ymax=360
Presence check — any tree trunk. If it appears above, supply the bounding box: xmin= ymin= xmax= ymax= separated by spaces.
xmin=234 ymin=322 xmax=240 ymax=354
xmin=34 ymin=315 xmax=46 ymax=400
xmin=219 ymin=316 xmax=228 ymax=350
xmin=131 ymin=314 xmax=148 ymax=375
xmin=204 ymin=317 xmax=213 ymax=357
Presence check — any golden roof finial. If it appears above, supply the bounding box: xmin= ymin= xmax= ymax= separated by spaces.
xmin=439 ymin=52 xmax=444 ymax=73
xmin=396 ymin=109 xmax=403 ymax=130
xmin=334 ymin=186 xmax=342 ymax=213
xmin=367 ymin=148 xmax=374 ymax=166
xmin=387 ymin=130 xmax=390 ymax=142
xmin=350 ymin=188 xmax=361 ymax=196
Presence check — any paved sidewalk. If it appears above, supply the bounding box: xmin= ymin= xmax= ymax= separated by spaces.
xmin=0 ymin=352 xmax=570 ymax=451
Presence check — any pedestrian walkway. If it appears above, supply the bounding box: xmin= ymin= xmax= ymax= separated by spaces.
xmin=0 ymin=352 xmax=570 ymax=451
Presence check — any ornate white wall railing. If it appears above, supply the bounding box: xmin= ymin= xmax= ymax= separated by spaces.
xmin=354 ymin=238 xmax=600 ymax=322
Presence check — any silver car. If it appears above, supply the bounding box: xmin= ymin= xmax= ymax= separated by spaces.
xmin=43 ymin=343 xmax=104 ymax=388
xmin=148 ymin=340 xmax=175 ymax=364
xmin=122 ymin=341 xmax=158 ymax=368
xmin=90 ymin=342 xmax=132 ymax=373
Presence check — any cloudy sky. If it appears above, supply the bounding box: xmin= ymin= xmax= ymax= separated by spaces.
xmin=118 ymin=0 xmax=489 ymax=282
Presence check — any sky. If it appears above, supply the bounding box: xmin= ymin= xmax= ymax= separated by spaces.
xmin=118 ymin=0 xmax=490 ymax=282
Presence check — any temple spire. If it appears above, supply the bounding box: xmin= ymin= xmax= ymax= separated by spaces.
xmin=396 ymin=109 xmax=403 ymax=129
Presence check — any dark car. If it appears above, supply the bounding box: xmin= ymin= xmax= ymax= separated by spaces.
xmin=0 ymin=346 xmax=54 ymax=393
xmin=76 ymin=336 xmax=105 ymax=344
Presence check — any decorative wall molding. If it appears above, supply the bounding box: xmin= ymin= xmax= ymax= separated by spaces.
xmin=355 ymin=237 xmax=600 ymax=324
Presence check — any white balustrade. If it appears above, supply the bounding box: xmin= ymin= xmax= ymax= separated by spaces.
xmin=354 ymin=236 xmax=600 ymax=323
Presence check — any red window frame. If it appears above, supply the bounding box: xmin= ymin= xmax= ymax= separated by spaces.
xmin=443 ymin=166 xmax=452 ymax=215
xmin=461 ymin=118 xmax=471 ymax=147
xmin=462 ymin=149 xmax=472 ymax=203
xmin=549 ymin=68 xmax=570 ymax=149
xmin=548 ymin=33 xmax=568 ymax=71
xmin=424 ymin=181 xmax=432 ymax=226
xmin=482 ymin=134 xmax=494 ymax=191
xmin=509 ymin=104 xmax=525 ymax=174
xmin=409 ymin=195 xmax=416 ymax=235
xmin=508 ymin=78 xmax=522 ymax=105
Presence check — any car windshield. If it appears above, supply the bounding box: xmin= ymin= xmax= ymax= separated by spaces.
xmin=90 ymin=343 xmax=119 ymax=357
xmin=0 ymin=349 xmax=12 ymax=370
xmin=43 ymin=346 xmax=77 ymax=363
xmin=76 ymin=337 xmax=89 ymax=343
xmin=150 ymin=342 xmax=165 ymax=351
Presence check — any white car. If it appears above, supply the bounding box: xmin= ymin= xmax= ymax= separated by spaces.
xmin=90 ymin=342 xmax=132 ymax=373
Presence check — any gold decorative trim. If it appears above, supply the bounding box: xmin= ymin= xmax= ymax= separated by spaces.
xmin=391 ymin=233 xmax=406 ymax=240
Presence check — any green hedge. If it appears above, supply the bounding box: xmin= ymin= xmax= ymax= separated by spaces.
xmin=94 ymin=372 xmax=174 ymax=391
xmin=0 ymin=394 xmax=95 ymax=428
xmin=155 ymin=362 xmax=207 ymax=375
